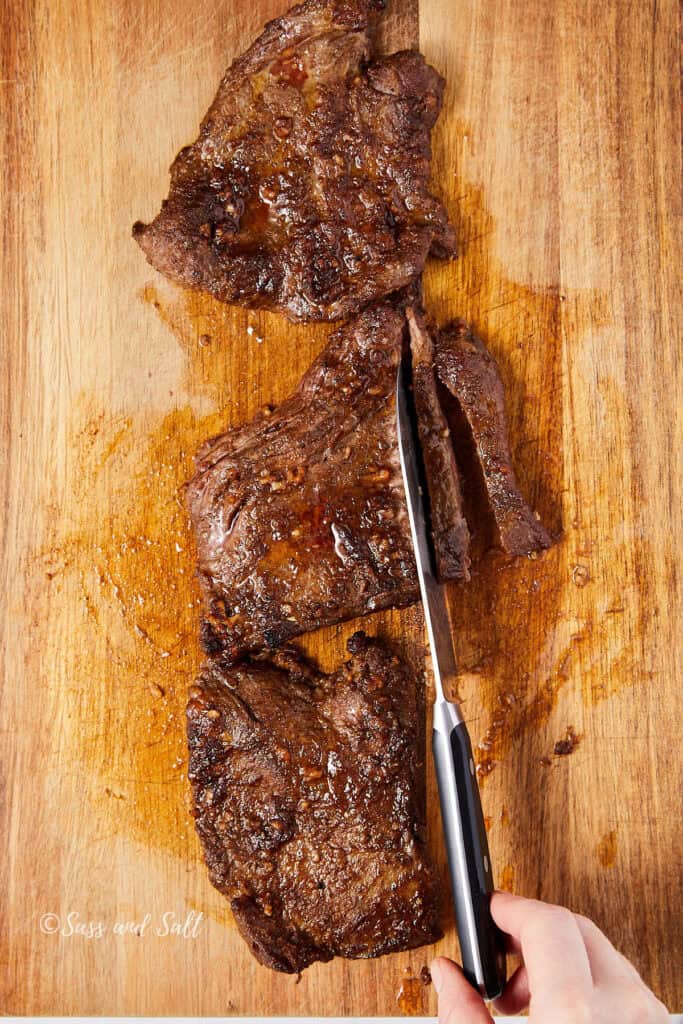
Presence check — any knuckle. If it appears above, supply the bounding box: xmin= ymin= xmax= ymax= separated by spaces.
xmin=652 ymin=996 xmax=672 ymax=1022
xmin=574 ymin=912 xmax=600 ymax=935
xmin=544 ymin=904 xmax=576 ymax=926
xmin=643 ymin=996 xmax=670 ymax=1023
xmin=621 ymin=983 xmax=665 ymax=1023
xmin=528 ymin=904 xmax=576 ymax=938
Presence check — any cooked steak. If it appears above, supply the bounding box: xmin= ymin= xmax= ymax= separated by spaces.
xmin=186 ymin=632 xmax=443 ymax=972
xmin=408 ymin=307 xmax=470 ymax=581
xmin=133 ymin=0 xmax=454 ymax=322
xmin=187 ymin=303 xmax=548 ymax=660
xmin=187 ymin=300 xmax=421 ymax=662
xmin=435 ymin=320 xmax=552 ymax=557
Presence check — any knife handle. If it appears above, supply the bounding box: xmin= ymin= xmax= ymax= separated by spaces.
xmin=432 ymin=712 xmax=507 ymax=1000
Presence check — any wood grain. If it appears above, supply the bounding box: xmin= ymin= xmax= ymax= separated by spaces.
xmin=1 ymin=0 xmax=681 ymax=1015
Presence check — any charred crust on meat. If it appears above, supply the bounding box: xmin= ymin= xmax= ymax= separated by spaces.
xmin=199 ymin=618 xmax=226 ymax=656
xmin=132 ymin=0 xmax=454 ymax=322
xmin=186 ymin=633 xmax=442 ymax=972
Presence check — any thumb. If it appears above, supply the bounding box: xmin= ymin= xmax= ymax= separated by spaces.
xmin=430 ymin=957 xmax=493 ymax=1024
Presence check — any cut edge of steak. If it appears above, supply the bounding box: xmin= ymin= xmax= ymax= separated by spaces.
xmin=186 ymin=299 xmax=551 ymax=663
xmin=186 ymin=631 xmax=443 ymax=973
xmin=435 ymin=319 xmax=552 ymax=557
xmin=132 ymin=0 xmax=454 ymax=322
xmin=407 ymin=306 xmax=471 ymax=581
xmin=230 ymin=895 xmax=324 ymax=972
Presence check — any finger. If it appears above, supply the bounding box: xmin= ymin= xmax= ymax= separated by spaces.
xmin=492 ymin=964 xmax=530 ymax=1016
xmin=574 ymin=914 xmax=642 ymax=984
xmin=430 ymin=957 xmax=493 ymax=1024
xmin=491 ymin=892 xmax=593 ymax=1008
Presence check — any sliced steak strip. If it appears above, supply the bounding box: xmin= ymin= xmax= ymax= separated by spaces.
xmin=187 ymin=300 xmax=422 ymax=662
xmin=133 ymin=0 xmax=454 ymax=322
xmin=435 ymin=320 xmax=552 ymax=557
xmin=407 ymin=307 xmax=470 ymax=581
xmin=186 ymin=632 xmax=443 ymax=973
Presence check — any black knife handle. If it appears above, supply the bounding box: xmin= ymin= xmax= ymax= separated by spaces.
xmin=433 ymin=716 xmax=507 ymax=1000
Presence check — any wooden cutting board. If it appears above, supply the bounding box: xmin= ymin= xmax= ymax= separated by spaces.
xmin=1 ymin=0 xmax=681 ymax=1015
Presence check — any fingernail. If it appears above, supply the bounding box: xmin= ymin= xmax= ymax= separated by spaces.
xmin=430 ymin=959 xmax=444 ymax=993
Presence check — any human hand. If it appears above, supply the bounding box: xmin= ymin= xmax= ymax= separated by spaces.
xmin=431 ymin=892 xmax=669 ymax=1022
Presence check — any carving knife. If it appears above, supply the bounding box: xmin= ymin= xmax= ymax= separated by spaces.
xmin=396 ymin=355 xmax=507 ymax=1001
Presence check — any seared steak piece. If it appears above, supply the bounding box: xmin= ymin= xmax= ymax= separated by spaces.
xmin=435 ymin=320 xmax=552 ymax=557
xmin=187 ymin=300 xmax=421 ymax=661
xmin=187 ymin=303 xmax=549 ymax=661
xmin=133 ymin=0 xmax=454 ymax=322
xmin=186 ymin=632 xmax=443 ymax=973
xmin=408 ymin=307 xmax=470 ymax=581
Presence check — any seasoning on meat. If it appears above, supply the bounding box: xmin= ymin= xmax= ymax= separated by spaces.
xmin=132 ymin=0 xmax=455 ymax=322
xmin=186 ymin=632 xmax=443 ymax=973
xmin=435 ymin=320 xmax=552 ymax=557
xmin=407 ymin=307 xmax=470 ymax=581
xmin=186 ymin=300 xmax=421 ymax=662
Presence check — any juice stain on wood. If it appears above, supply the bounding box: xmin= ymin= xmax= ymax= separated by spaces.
xmin=499 ymin=864 xmax=515 ymax=892
xmin=425 ymin=172 xmax=571 ymax=783
xmin=29 ymin=402 xmax=223 ymax=859
xmin=25 ymin=160 xmax=624 ymax=932
xmin=142 ymin=279 xmax=334 ymax=412
xmin=423 ymin=171 xmax=648 ymax=794
xmin=395 ymin=975 xmax=426 ymax=1015
xmin=597 ymin=829 xmax=619 ymax=868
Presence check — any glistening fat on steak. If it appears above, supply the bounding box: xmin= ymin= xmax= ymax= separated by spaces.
xmin=186 ymin=632 xmax=443 ymax=973
xmin=186 ymin=300 xmax=470 ymax=663
xmin=435 ymin=320 xmax=552 ymax=557
xmin=132 ymin=0 xmax=454 ymax=322
xmin=407 ymin=307 xmax=470 ymax=581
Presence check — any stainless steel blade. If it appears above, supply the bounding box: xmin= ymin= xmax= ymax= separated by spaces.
xmin=396 ymin=357 xmax=461 ymax=712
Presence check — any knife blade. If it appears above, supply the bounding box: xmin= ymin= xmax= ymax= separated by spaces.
xmin=396 ymin=354 xmax=507 ymax=1001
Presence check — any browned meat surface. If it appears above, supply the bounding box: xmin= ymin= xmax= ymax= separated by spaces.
xmin=435 ymin=320 xmax=552 ymax=557
xmin=187 ymin=303 xmax=548 ymax=661
xmin=132 ymin=0 xmax=454 ymax=322
xmin=407 ymin=307 xmax=470 ymax=581
xmin=187 ymin=300 xmax=421 ymax=661
xmin=186 ymin=632 xmax=443 ymax=972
